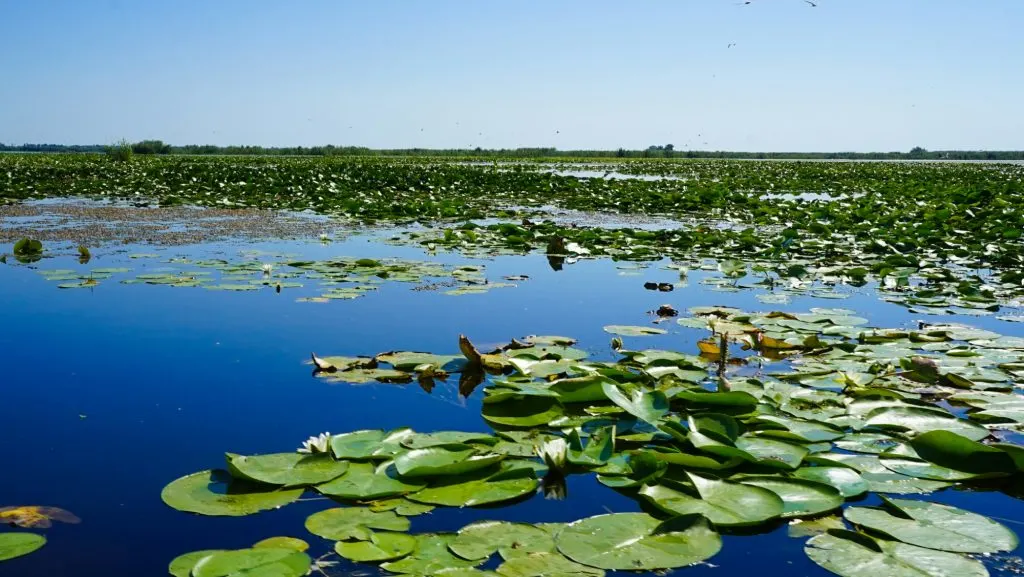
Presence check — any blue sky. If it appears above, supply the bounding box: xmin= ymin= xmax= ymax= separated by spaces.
xmin=1 ymin=1 xmax=1021 ymax=151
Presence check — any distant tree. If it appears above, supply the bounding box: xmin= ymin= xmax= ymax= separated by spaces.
xmin=664 ymin=143 xmax=675 ymax=158
xmin=909 ymin=146 xmax=928 ymax=157
xmin=132 ymin=140 xmax=171 ymax=154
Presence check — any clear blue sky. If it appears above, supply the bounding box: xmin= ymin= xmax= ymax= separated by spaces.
xmin=1 ymin=0 xmax=1021 ymax=151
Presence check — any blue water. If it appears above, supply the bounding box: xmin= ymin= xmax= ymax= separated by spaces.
xmin=1 ymin=235 xmax=1022 ymax=576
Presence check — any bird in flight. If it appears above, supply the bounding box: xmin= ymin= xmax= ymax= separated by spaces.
xmin=727 ymin=43 xmax=736 ymax=48
xmin=805 ymin=0 xmax=817 ymax=5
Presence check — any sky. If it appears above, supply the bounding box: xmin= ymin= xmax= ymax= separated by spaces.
xmin=1 ymin=0 xmax=1022 ymax=151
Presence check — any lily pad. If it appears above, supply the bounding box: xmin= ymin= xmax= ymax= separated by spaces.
xmin=394 ymin=446 xmax=504 ymax=478
xmin=735 ymin=476 xmax=844 ymax=518
xmin=792 ymin=467 xmax=869 ymax=498
xmin=555 ymin=513 xmax=721 ymax=571
xmin=603 ymin=325 xmax=667 ymax=337
xmin=316 ymin=461 xmax=425 ymax=500
xmin=335 ymin=532 xmax=417 ymax=563
xmin=843 ymin=499 xmax=1018 ymax=553
xmin=0 ymin=533 xmax=46 ymax=562
xmin=169 ymin=550 xmax=224 ymax=577
xmin=601 ymin=382 xmax=668 ymax=426
xmin=805 ymin=530 xmax=988 ymax=577
xmin=160 ymin=470 xmax=303 ymax=516
xmin=191 ymin=548 xmax=311 ymax=577
xmin=495 ymin=552 xmax=605 ymax=577
xmin=304 ymin=507 xmax=410 ymax=541
xmin=252 ymin=537 xmax=308 ymax=552
xmin=381 ymin=534 xmax=482 ymax=575
xmin=408 ymin=466 xmax=538 ymax=507
xmin=449 ymin=521 xmax=557 ymax=561
xmin=639 ymin=474 xmax=784 ymax=527
xmin=225 ymin=453 xmax=348 ymax=486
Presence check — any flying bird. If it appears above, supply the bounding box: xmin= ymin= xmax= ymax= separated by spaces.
xmin=727 ymin=43 xmax=736 ymax=48
xmin=805 ymin=0 xmax=817 ymax=5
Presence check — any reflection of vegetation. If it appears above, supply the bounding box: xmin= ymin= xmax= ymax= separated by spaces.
xmin=159 ymin=309 xmax=1023 ymax=575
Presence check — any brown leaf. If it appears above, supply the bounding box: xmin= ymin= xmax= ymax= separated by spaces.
xmin=0 ymin=506 xmax=80 ymax=528
xmin=310 ymin=353 xmax=337 ymax=373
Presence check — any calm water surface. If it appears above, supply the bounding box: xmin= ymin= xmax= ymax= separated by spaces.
xmin=1 ymin=233 xmax=1022 ymax=576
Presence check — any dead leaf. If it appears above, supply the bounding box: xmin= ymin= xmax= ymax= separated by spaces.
xmin=310 ymin=353 xmax=337 ymax=373
xmin=0 ymin=506 xmax=80 ymax=528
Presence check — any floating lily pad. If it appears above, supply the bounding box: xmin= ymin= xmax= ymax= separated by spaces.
xmin=408 ymin=465 xmax=538 ymax=507
xmin=335 ymin=532 xmax=417 ymax=563
xmin=316 ymin=462 xmax=425 ymax=500
xmin=169 ymin=550 xmax=224 ymax=577
xmin=844 ymin=499 xmax=1018 ymax=553
xmin=495 ymin=552 xmax=604 ymax=577
xmin=556 ymin=513 xmax=721 ymax=571
xmin=735 ymin=476 xmax=844 ymax=518
xmin=0 ymin=533 xmax=46 ymax=562
xmin=805 ymin=530 xmax=988 ymax=577
xmin=226 ymin=453 xmax=348 ymax=486
xmin=252 ymin=537 xmax=308 ymax=552
xmin=160 ymin=470 xmax=303 ymax=516
xmin=191 ymin=548 xmax=311 ymax=577
xmin=603 ymin=325 xmax=667 ymax=337
xmin=304 ymin=507 xmax=410 ymax=541
xmin=394 ymin=446 xmax=503 ymax=478
xmin=449 ymin=521 xmax=557 ymax=561
xmin=381 ymin=534 xmax=482 ymax=575
xmin=639 ymin=475 xmax=784 ymax=527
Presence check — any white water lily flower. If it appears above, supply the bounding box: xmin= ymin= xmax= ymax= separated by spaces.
xmin=319 ymin=233 xmax=331 ymax=242
xmin=261 ymin=263 xmax=273 ymax=276
xmin=298 ymin=432 xmax=331 ymax=454
xmin=535 ymin=437 xmax=568 ymax=472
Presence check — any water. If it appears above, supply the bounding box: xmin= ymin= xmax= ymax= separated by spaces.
xmin=1 ymin=234 xmax=1022 ymax=576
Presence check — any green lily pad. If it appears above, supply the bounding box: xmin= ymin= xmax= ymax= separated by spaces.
xmin=603 ymin=325 xmax=667 ymax=337
xmin=316 ymin=461 xmax=425 ymax=500
xmin=394 ymin=446 xmax=504 ymax=478
xmin=304 ymin=507 xmax=410 ymax=541
xmin=191 ymin=548 xmax=311 ymax=577
xmin=555 ymin=513 xmax=721 ymax=571
xmin=408 ymin=465 xmax=538 ymax=507
xmin=0 ymin=533 xmax=46 ymax=562
xmin=639 ymin=474 xmax=784 ymax=527
xmin=601 ymin=382 xmax=668 ymax=426
xmin=449 ymin=521 xmax=557 ymax=561
xmin=252 ymin=537 xmax=308 ymax=552
xmin=401 ymin=432 xmax=499 ymax=449
xmin=381 ymin=534 xmax=482 ymax=575
xmin=805 ymin=530 xmax=988 ymax=577
xmin=331 ymin=429 xmax=411 ymax=460
xmin=367 ymin=498 xmax=435 ymax=516
xmin=169 ymin=550 xmax=224 ymax=577
xmin=909 ymin=430 xmax=1017 ymax=476
xmin=160 ymin=470 xmax=303 ymax=516
xmin=225 ymin=453 xmax=348 ymax=486
xmin=495 ymin=552 xmax=605 ymax=577
xmin=482 ymin=396 xmax=564 ymax=428
xmin=735 ymin=476 xmax=844 ymax=518
xmin=877 ymin=457 xmax=978 ymax=481
xmin=863 ymin=407 xmax=989 ymax=441
xmin=844 ymin=499 xmax=1018 ymax=553
xmin=335 ymin=532 xmax=417 ymax=563
xmin=792 ymin=467 xmax=869 ymax=498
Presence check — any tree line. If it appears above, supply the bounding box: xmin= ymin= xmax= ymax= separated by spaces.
xmin=1 ymin=141 xmax=1022 ymax=160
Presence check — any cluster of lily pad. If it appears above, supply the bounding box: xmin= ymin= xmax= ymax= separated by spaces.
xmin=161 ymin=307 xmax=1023 ymax=576
xmin=6 ymin=155 xmax=1024 ymax=318
xmin=27 ymin=252 xmax=513 ymax=299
